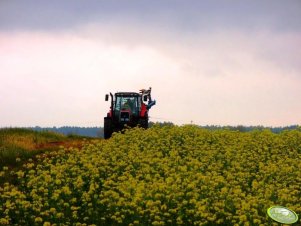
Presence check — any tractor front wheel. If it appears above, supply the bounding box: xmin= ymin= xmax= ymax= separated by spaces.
xmin=104 ymin=117 xmax=113 ymax=139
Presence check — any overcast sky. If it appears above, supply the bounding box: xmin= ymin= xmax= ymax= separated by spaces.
xmin=1 ymin=0 xmax=300 ymax=127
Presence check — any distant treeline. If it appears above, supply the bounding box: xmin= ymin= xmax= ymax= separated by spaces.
xmin=26 ymin=123 xmax=300 ymax=138
xmin=199 ymin=124 xmax=300 ymax=133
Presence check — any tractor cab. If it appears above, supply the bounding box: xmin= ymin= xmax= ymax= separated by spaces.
xmin=114 ymin=93 xmax=141 ymax=124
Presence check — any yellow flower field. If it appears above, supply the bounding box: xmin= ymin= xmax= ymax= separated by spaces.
xmin=1 ymin=125 xmax=301 ymax=225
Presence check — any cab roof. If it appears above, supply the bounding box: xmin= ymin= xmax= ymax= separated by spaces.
xmin=115 ymin=92 xmax=140 ymax=97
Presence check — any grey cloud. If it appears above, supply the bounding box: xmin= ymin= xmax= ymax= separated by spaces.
xmin=1 ymin=0 xmax=301 ymax=32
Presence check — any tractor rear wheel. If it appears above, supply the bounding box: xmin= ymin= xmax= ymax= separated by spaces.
xmin=138 ymin=118 xmax=148 ymax=129
xmin=104 ymin=117 xmax=113 ymax=139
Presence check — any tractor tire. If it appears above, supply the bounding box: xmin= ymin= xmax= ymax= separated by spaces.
xmin=138 ymin=118 xmax=148 ymax=129
xmin=104 ymin=117 xmax=113 ymax=139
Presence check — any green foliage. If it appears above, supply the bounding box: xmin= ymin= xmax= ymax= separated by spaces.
xmin=1 ymin=126 xmax=301 ymax=225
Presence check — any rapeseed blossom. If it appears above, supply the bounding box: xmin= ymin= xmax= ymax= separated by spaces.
xmin=0 ymin=125 xmax=301 ymax=225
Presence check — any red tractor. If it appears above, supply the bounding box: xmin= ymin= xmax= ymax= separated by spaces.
xmin=104 ymin=87 xmax=156 ymax=139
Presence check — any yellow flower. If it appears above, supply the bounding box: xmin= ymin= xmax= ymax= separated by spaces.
xmin=34 ymin=217 xmax=43 ymax=223
xmin=55 ymin=179 xmax=61 ymax=185
xmin=0 ymin=218 xmax=9 ymax=225
xmin=50 ymin=207 xmax=56 ymax=214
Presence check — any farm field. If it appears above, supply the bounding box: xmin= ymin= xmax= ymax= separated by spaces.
xmin=1 ymin=125 xmax=301 ymax=225
xmin=0 ymin=128 xmax=89 ymax=169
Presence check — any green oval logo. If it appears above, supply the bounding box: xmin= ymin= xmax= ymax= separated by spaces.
xmin=267 ymin=206 xmax=298 ymax=224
